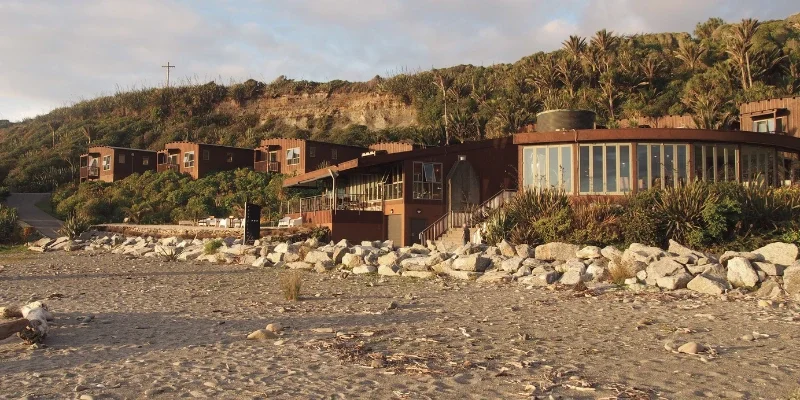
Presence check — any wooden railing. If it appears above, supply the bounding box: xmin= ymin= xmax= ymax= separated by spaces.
xmin=285 ymin=193 xmax=376 ymax=214
xmin=418 ymin=189 xmax=516 ymax=243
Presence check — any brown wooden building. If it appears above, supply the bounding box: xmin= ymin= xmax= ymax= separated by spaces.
xmin=79 ymin=146 xmax=157 ymax=183
xmin=740 ymin=97 xmax=800 ymax=136
xmin=253 ymin=138 xmax=368 ymax=176
xmin=368 ymin=142 xmax=422 ymax=154
xmin=157 ymin=142 xmax=254 ymax=179
xmin=282 ymin=138 xmax=518 ymax=246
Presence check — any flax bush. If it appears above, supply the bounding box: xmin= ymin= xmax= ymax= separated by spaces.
xmin=0 ymin=204 xmax=20 ymax=244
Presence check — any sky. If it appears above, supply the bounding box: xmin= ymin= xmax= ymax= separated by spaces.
xmin=0 ymin=0 xmax=798 ymax=122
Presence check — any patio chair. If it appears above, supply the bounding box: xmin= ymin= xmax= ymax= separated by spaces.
xmin=289 ymin=217 xmax=303 ymax=227
xmin=218 ymin=218 xmax=229 ymax=228
xmin=277 ymin=217 xmax=291 ymax=227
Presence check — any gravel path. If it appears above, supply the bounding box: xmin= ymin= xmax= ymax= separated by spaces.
xmin=4 ymin=193 xmax=62 ymax=238
xmin=1 ymin=252 xmax=800 ymax=399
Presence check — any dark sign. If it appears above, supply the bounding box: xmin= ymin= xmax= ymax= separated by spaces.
xmin=243 ymin=203 xmax=261 ymax=244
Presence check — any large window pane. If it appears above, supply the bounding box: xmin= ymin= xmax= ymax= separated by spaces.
xmin=606 ymin=146 xmax=617 ymax=192
xmin=548 ymin=147 xmax=559 ymax=189
xmin=705 ymin=146 xmax=715 ymax=181
xmin=580 ymin=146 xmax=590 ymax=192
xmin=664 ymin=145 xmax=674 ymax=187
xmin=536 ymin=147 xmax=547 ymax=188
xmin=593 ymin=146 xmax=604 ymax=192
xmin=637 ymin=145 xmax=648 ymax=189
xmin=651 ymin=144 xmax=661 ymax=188
xmin=725 ymin=147 xmax=736 ymax=181
xmin=561 ymin=146 xmax=572 ymax=192
xmin=677 ymin=145 xmax=687 ymax=186
xmin=620 ymin=145 xmax=630 ymax=192
xmin=523 ymin=148 xmax=534 ymax=188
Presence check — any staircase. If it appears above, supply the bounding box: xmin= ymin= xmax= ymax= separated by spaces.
xmin=419 ymin=189 xmax=516 ymax=245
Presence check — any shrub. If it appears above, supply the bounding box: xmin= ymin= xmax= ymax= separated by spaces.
xmin=0 ymin=205 xmax=20 ymax=244
xmin=608 ymin=260 xmax=637 ymax=285
xmin=569 ymin=199 xmax=623 ymax=245
xmin=58 ymin=213 xmax=90 ymax=239
xmin=620 ymin=189 xmax=663 ymax=247
xmin=157 ymin=246 xmax=179 ymax=262
xmin=654 ymin=183 xmax=715 ymax=248
xmin=0 ymin=186 xmax=9 ymax=202
xmin=204 ymin=239 xmax=223 ymax=254
xmin=280 ymin=271 xmax=303 ymax=301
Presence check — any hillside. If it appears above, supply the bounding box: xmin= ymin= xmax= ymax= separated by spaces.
xmin=1 ymin=14 xmax=800 ymax=191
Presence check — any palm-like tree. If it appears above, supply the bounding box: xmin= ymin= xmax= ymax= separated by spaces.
xmin=639 ymin=55 xmax=664 ymax=86
xmin=725 ymin=18 xmax=761 ymax=90
xmin=555 ymin=57 xmax=582 ymax=97
xmin=525 ymin=56 xmax=560 ymax=95
xmin=562 ymin=35 xmax=587 ymax=60
xmin=590 ymin=29 xmax=620 ymax=73
xmin=674 ymin=40 xmax=707 ymax=72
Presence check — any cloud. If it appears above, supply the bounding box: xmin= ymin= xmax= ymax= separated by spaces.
xmin=0 ymin=0 xmax=798 ymax=121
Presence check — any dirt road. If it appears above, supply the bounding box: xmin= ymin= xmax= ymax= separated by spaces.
xmin=4 ymin=193 xmax=62 ymax=238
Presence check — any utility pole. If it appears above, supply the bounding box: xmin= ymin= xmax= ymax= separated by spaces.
xmin=162 ymin=62 xmax=175 ymax=87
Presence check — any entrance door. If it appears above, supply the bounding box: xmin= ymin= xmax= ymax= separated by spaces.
xmin=409 ymin=218 xmax=427 ymax=245
xmin=387 ymin=215 xmax=402 ymax=246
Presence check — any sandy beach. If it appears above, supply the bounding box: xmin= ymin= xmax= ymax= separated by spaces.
xmin=2 ymin=251 xmax=800 ymax=399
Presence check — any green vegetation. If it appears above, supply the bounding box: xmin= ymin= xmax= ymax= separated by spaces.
xmin=204 ymin=239 xmax=224 ymax=255
xmin=1 ymin=15 xmax=799 ymax=191
xmin=0 ymin=204 xmax=20 ymax=244
xmin=0 ymin=186 xmax=9 ymax=202
xmin=57 ymin=213 xmax=91 ymax=240
xmin=486 ymin=181 xmax=800 ymax=251
xmin=50 ymin=168 xmax=299 ymax=226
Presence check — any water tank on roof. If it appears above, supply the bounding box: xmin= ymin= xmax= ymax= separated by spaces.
xmin=535 ymin=109 xmax=596 ymax=132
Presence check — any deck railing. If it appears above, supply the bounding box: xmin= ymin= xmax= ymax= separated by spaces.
xmin=285 ymin=193 xmax=377 ymax=214
xmin=418 ymin=189 xmax=516 ymax=243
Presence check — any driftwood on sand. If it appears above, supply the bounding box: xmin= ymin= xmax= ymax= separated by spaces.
xmin=0 ymin=302 xmax=52 ymax=344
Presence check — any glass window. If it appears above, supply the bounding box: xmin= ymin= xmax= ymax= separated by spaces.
xmin=620 ymin=146 xmax=630 ymax=192
xmin=203 ymin=150 xmax=210 ymax=160
xmin=650 ymin=144 xmax=661 ymax=188
xmin=580 ymin=144 xmax=631 ymax=194
xmin=226 ymin=152 xmax=233 ymax=163
xmin=118 ymin=154 xmax=126 ymax=164
xmin=606 ymin=146 xmax=617 ymax=192
xmin=142 ymin=157 xmax=149 ymax=166
xmin=522 ymin=145 xmax=573 ymax=193
xmin=309 ymin=146 xmax=316 ymax=158
xmin=413 ymin=162 xmax=443 ymax=200
xmin=183 ymin=151 xmax=195 ymax=168
xmin=663 ymin=145 xmax=674 ymax=187
xmin=637 ymin=145 xmax=648 ymax=190
xmin=102 ymin=155 xmax=111 ymax=171
xmin=677 ymin=145 xmax=687 ymax=185
xmin=268 ymin=151 xmax=277 ymax=162
xmin=695 ymin=144 xmax=737 ymax=183
xmin=580 ymin=146 xmax=590 ymax=192
xmin=287 ymin=148 xmax=300 ymax=165
xmin=332 ymin=148 xmax=338 ymax=160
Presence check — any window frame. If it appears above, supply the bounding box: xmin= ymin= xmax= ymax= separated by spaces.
xmin=118 ymin=154 xmax=126 ymax=164
xmin=522 ymin=144 xmax=574 ymax=194
xmin=412 ymin=161 xmax=443 ymax=200
xmin=309 ymin=146 xmax=316 ymax=158
xmin=578 ymin=143 xmax=632 ymax=194
xmin=637 ymin=143 xmax=690 ymax=190
xmin=102 ymin=155 xmax=111 ymax=171
xmin=287 ymin=147 xmax=301 ymax=165
xmin=183 ymin=151 xmax=195 ymax=168
xmin=332 ymin=148 xmax=338 ymax=160
xmin=226 ymin=152 xmax=233 ymax=163
xmin=203 ymin=150 xmax=210 ymax=161
xmin=142 ymin=157 xmax=149 ymax=166
xmin=693 ymin=143 xmax=737 ymax=183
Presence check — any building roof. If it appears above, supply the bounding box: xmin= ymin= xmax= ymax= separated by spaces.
xmin=283 ymin=137 xmax=513 ymax=187
xmin=258 ymin=137 xmax=368 ymax=150
xmin=83 ymin=145 xmax=157 ymax=155
xmin=513 ymin=128 xmax=800 ymax=151
xmin=164 ymin=141 xmax=254 ymax=151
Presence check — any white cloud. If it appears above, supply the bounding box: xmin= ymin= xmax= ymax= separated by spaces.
xmin=0 ymin=0 xmax=798 ymax=121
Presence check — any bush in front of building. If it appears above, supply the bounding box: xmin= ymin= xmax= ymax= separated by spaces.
xmin=0 ymin=204 xmax=20 ymax=244
xmin=486 ymin=181 xmax=800 ymax=252
xmin=0 ymin=186 xmax=9 ymax=202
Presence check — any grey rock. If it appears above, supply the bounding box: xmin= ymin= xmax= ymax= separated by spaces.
xmin=402 ymin=270 xmax=436 ymax=279
xmin=727 ymin=257 xmax=760 ymax=288
xmin=286 ymin=261 xmax=313 ymax=270
xmin=451 ymin=254 xmax=492 ymax=272
xmin=656 ymin=272 xmax=693 ymax=290
xmin=719 ymin=251 xmax=763 ymax=265
xmin=752 ymin=242 xmax=798 ymax=267
xmin=600 ymin=245 xmax=622 ymax=263
xmin=515 ymin=244 xmax=534 ymax=258
xmin=352 ymin=265 xmax=377 ymax=274
xmin=687 ymin=274 xmax=729 ymax=295
xmin=378 ymin=264 xmax=401 ymax=276
xmin=500 ymin=257 xmax=524 ymax=272
xmin=497 ymin=240 xmax=517 ymax=257
xmin=341 ymin=253 xmax=364 ymax=268
xmin=783 ymin=263 xmax=800 ymax=296
xmin=559 ymin=270 xmax=583 ymax=285
xmin=304 ymin=250 xmax=332 ymax=264
xmin=755 ymin=278 xmax=784 ymax=299
xmin=332 ymin=246 xmax=349 ymax=264
xmin=576 ymin=245 xmax=602 ymax=259
xmin=646 ymin=258 xmax=686 ymax=280
xmin=535 ymin=242 xmax=581 ymax=261
xmin=752 ymin=261 xmax=785 ymax=277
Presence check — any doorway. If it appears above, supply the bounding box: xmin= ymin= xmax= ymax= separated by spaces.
xmin=387 ymin=215 xmax=402 ymax=246
xmin=410 ymin=218 xmax=427 ymax=245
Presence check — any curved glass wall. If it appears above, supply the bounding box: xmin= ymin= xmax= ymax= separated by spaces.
xmin=522 ymin=145 xmax=573 ymax=193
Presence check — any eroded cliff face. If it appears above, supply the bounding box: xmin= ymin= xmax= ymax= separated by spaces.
xmin=216 ymin=92 xmax=418 ymax=131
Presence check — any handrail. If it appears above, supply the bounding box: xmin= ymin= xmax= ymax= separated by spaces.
xmin=418 ymin=188 xmax=517 ymax=244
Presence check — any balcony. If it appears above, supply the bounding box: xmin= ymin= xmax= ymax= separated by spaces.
xmin=255 ymin=161 xmax=281 ymax=173
xmin=158 ymin=163 xmax=180 ymax=173
xmin=79 ymin=166 xmax=100 ymax=179
xmin=285 ymin=193 xmax=380 ymax=214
